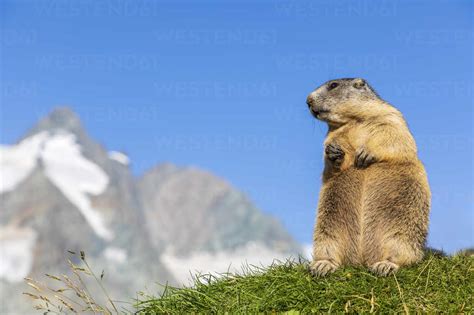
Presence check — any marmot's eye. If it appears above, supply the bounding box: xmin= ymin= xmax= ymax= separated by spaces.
xmin=328 ymin=82 xmax=339 ymax=90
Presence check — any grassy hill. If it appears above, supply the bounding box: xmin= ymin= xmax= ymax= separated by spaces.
xmin=137 ymin=254 xmax=473 ymax=314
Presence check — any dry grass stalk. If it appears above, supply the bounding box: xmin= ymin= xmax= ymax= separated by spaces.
xmin=23 ymin=251 xmax=122 ymax=314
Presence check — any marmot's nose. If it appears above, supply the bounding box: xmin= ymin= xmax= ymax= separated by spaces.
xmin=306 ymin=95 xmax=314 ymax=108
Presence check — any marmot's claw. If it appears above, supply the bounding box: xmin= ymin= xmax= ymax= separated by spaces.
xmin=325 ymin=143 xmax=345 ymax=163
xmin=355 ymin=148 xmax=376 ymax=168
xmin=370 ymin=260 xmax=399 ymax=276
xmin=309 ymin=259 xmax=339 ymax=277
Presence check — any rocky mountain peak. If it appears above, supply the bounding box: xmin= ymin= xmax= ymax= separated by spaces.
xmin=22 ymin=107 xmax=85 ymax=140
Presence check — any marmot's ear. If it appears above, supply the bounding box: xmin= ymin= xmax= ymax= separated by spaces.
xmin=353 ymin=79 xmax=365 ymax=89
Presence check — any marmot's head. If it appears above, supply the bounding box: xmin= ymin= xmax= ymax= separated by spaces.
xmin=306 ymin=78 xmax=383 ymax=126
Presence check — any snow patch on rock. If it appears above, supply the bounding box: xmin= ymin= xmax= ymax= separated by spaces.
xmin=0 ymin=132 xmax=49 ymax=193
xmin=162 ymin=242 xmax=294 ymax=285
xmin=41 ymin=133 xmax=113 ymax=240
xmin=0 ymin=226 xmax=37 ymax=283
xmin=108 ymin=151 xmax=129 ymax=165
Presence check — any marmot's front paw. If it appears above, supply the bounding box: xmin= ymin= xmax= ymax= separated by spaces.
xmin=309 ymin=259 xmax=339 ymax=277
xmin=370 ymin=260 xmax=399 ymax=276
xmin=325 ymin=143 xmax=345 ymax=164
xmin=355 ymin=147 xmax=376 ymax=168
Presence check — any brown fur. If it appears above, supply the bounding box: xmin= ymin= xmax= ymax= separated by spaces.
xmin=306 ymin=78 xmax=430 ymax=276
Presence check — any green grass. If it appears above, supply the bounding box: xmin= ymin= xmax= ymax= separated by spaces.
xmin=137 ymin=254 xmax=473 ymax=314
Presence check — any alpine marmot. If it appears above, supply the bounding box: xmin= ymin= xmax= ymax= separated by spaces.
xmin=306 ymin=78 xmax=430 ymax=276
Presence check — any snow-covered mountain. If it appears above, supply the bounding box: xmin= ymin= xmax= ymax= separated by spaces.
xmin=0 ymin=108 xmax=302 ymax=313
xmin=2 ymin=131 xmax=112 ymax=239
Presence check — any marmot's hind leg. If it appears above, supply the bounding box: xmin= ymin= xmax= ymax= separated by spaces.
xmin=311 ymin=169 xmax=364 ymax=276
xmin=362 ymin=164 xmax=430 ymax=276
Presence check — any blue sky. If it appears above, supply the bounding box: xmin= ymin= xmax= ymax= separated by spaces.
xmin=1 ymin=0 xmax=472 ymax=253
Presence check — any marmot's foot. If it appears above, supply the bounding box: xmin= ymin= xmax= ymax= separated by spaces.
xmin=355 ymin=147 xmax=376 ymax=168
xmin=325 ymin=143 xmax=345 ymax=164
xmin=309 ymin=259 xmax=339 ymax=277
xmin=370 ymin=260 xmax=399 ymax=276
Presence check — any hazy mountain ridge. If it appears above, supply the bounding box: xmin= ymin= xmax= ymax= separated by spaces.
xmin=0 ymin=107 xmax=301 ymax=313
xmin=138 ymin=163 xmax=299 ymax=256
